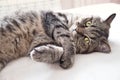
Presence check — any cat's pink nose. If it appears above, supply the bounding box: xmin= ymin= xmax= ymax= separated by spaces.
xmin=75 ymin=28 xmax=84 ymax=34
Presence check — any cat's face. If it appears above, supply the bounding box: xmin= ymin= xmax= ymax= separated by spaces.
xmin=72 ymin=13 xmax=116 ymax=54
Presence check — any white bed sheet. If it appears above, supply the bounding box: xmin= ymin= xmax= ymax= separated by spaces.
xmin=0 ymin=3 xmax=120 ymax=80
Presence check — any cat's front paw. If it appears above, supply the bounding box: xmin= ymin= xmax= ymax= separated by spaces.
xmin=30 ymin=46 xmax=52 ymax=63
xmin=30 ymin=48 xmax=44 ymax=62
xmin=60 ymin=55 xmax=74 ymax=69
xmin=30 ymin=45 xmax=63 ymax=63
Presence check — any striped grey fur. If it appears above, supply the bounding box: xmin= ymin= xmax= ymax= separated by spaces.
xmin=30 ymin=13 xmax=116 ymax=65
xmin=0 ymin=10 xmax=116 ymax=71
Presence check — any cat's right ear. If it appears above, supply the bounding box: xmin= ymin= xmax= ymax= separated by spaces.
xmin=104 ymin=13 xmax=116 ymax=26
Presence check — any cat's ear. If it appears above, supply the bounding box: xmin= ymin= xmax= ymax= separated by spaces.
xmin=96 ymin=41 xmax=111 ymax=53
xmin=104 ymin=13 xmax=116 ymax=25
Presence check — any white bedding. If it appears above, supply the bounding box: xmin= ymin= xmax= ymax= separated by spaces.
xmin=0 ymin=3 xmax=120 ymax=80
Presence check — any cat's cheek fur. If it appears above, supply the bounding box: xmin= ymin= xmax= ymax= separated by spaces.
xmin=95 ymin=41 xmax=111 ymax=53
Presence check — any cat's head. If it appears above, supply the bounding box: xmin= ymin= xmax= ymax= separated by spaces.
xmin=72 ymin=13 xmax=116 ymax=54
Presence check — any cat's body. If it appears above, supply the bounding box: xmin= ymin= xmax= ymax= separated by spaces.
xmin=30 ymin=12 xmax=116 ymax=64
xmin=0 ymin=11 xmax=78 ymax=70
xmin=0 ymin=10 xmax=116 ymax=71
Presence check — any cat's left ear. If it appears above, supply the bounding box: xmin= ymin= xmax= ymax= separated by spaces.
xmin=104 ymin=13 xmax=116 ymax=26
xmin=96 ymin=41 xmax=111 ymax=53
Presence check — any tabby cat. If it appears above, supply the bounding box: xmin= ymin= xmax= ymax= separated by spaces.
xmin=30 ymin=12 xmax=116 ymax=68
xmin=0 ymin=10 xmax=116 ymax=71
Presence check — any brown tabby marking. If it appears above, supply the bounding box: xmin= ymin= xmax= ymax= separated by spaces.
xmin=0 ymin=11 xmax=76 ymax=71
xmin=74 ymin=14 xmax=116 ymax=54
xmin=30 ymin=13 xmax=116 ymax=65
xmin=0 ymin=11 xmax=45 ymax=70
xmin=0 ymin=10 xmax=116 ymax=71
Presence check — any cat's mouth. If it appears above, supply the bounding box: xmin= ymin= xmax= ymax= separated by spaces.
xmin=75 ymin=33 xmax=92 ymax=53
xmin=70 ymin=29 xmax=77 ymax=37
xmin=73 ymin=29 xmax=91 ymax=45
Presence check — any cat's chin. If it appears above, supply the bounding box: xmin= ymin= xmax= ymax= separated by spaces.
xmin=71 ymin=30 xmax=77 ymax=37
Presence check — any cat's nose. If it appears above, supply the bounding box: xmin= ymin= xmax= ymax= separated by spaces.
xmin=75 ymin=27 xmax=84 ymax=34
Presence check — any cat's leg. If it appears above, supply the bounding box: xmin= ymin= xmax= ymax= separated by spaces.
xmin=40 ymin=12 xmax=76 ymax=69
xmin=53 ymin=27 xmax=76 ymax=69
xmin=29 ymin=44 xmax=63 ymax=63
